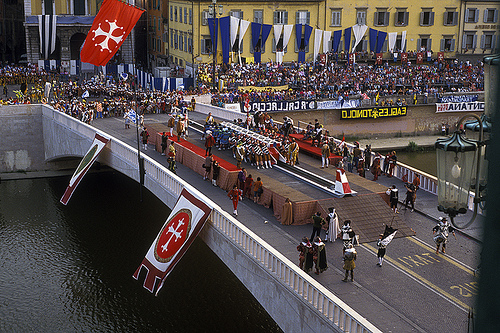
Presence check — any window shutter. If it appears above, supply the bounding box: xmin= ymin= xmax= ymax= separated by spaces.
xmin=419 ymin=12 xmax=424 ymax=25
xmin=417 ymin=38 xmax=421 ymax=50
xmin=465 ymin=9 xmax=470 ymax=23
xmin=443 ymin=12 xmax=447 ymax=25
xmin=202 ymin=11 xmax=208 ymax=26
xmin=474 ymin=9 xmax=479 ymax=23
xmin=374 ymin=12 xmax=377 ymax=26
xmin=296 ymin=11 xmax=299 ymax=24
xmin=453 ymin=12 xmax=458 ymax=25
xmin=382 ymin=40 xmax=387 ymax=52
xmin=492 ymin=35 xmax=497 ymax=51
xmin=430 ymin=12 xmax=434 ymax=25
xmin=473 ymin=35 xmax=477 ymax=48
xmin=404 ymin=12 xmax=409 ymax=25
xmin=384 ymin=12 xmax=390 ymax=26
xmin=440 ymin=39 xmax=445 ymax=51
xmin=273 ymin=11 xmax=278 ymax=24
xmin=484 ymin=9 xmax=489 ymax=23
xmin=295 ymin=39 xmax=298 ymax=52
xmin=450 ymin=39 xmax=455 ymax=51
xmin=362 ymin=40 xmax=368 ymax=51
xmin=480 ymin=35 xmax=485 ymax=49
xmin=307 ymin=12 xmax=310 ymax=25
xmin=284 ymin=11 xmax=288 ymax=24
xmin=427 ymin=39 xmax=432 ymax=50
xmin=272 ymin=38 xmax=276 ymax=52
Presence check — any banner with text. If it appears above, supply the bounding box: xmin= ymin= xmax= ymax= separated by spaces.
xmin=317 ymin=99 xmax=360 ymax=110
xmin=237 ymin=84 xmax=289 ymax=92
xmin=436 ymin=102 xmax=484 ymax=113
xmin=341 ymin=106 xmax=407 ymax=120
xmin=243 ymin=99 xmax=316 ymax=113
xmin=437 ymin=95 xmax=478 ymax=103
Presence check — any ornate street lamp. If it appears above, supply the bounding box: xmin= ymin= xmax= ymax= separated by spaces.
xmin=435 ymin=114 xmax=487 ymax=229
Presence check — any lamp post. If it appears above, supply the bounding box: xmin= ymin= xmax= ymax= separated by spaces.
xmin=435 ymin=113 xmax=487 ymax=229
xmin=208 ymin=0 xmax=222 ymax=92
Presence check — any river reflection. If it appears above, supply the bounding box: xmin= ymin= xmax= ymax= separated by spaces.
xmin=0 ymin=171 xmax=281 ymax=332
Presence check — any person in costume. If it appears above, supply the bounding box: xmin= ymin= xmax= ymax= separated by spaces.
xmin=281 ymin=198 xmax=293 ymax=225
xmin=288 ymin=137 xmax=299 ymax=166
xmin=340 ymin=220 xmax=356 ymax=254
xmin=376 ymin=226 xmax=398 ymax=267
xmin=342 ymin=243 xmax=357 ymax=282
xmin=297 ymin=237 xmax=313 ymax=273
xmin=228 ymin=184 xmax=243 ymax=216
xmin=433 ymin=217 xmax=456 ymax=254
xmin=386 ymin=185 xmax=399 ymax=213
xmin=312 ymin=237 xmax=328 ymax=275
xmin=167 ymin=140 xmax=176 ymax=173
xmin=160 ymin=132 xmax=168 ymax=155
xmin=326 ymin=207 xmax=339 ymax=242
xmin=310 ymin=211 xmax=326 ymax=242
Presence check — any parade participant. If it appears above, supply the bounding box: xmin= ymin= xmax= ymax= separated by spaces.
xmin=235 ymin=143 xmax=245 ymax=169
xmin=243 ymin=174 xmax=254 ymax=199
xmin=253 ymin=177 xmax=263 ymax=203
xmin=167 ymin=140 xmax=176 ymax=173
xmin=364 ymin=145 xmax=372 ymax=170
xmin=183 ymin=110 xmax=189 ymax=138
xmin=376 ymin=225 xmax=398 ymax=266
xmin=321 ymin=141 xmax=330 ymax=168
xmin=160 ymin=132 xmax=168 ymax=155
xmin=297 ymin=237 xmax=313 ymax=273
xmin=404 ymin=181 xmax=416 ymax=212
xmin=212 ymin=159 xmax=220 ymax=186
xmin=237 ymin=168 xmax=247 ymax=191
xmin=176 ymin=115 xmax=185 ymax=142
xmin=140 ymin=127 xmax=149 ymax=150
xmin=310 ymin=212 xmax=326 ymax=242
xmin=228 ymin=184 xmax=243 ymax=216
xmin=326 ymin=207 xmax=339 ymax=242
xmin=167 ymin=114 xmax=175 ymax=136
xmin=386 ymin=185 xmax=399 ymax=213
xmin=288 ymin=137 xmax=299 ymax=166
xmin=203 ymin=153 xmax=213 ymax=180
xmin=205 ymin=130 xmax=216 ymax=156
xmin=388 ymin=151 xmax=397 ymax=177
xmin=261 ymin=143 xmax=273 ymax=169
xmin=357 ymin=156 xmax=365 ymax=177
xmin=341 ymin=220 xmax=356 ymax=254
xmin=254 ymin=141 xmax=263 ymax=169
xmin=281 ymin=198 xmax=293 ymax=225
xmin=433 ymin=217 xmax=456 ymax=254
xmin=353 ymin=142 xmax=362 ymax=169
xmin=282 ymin=116 xmax=293 ymax=141
xmin=312 ymin=237 xmax=328 ymax=275
xmin=342 ymin=244 xmax=357 ymax=282
xmin=371 ymin=152 xmax=381 ymax=180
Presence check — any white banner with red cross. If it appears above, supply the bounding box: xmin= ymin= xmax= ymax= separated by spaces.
xmin=133 ymin=188 xmax=212 ymax=295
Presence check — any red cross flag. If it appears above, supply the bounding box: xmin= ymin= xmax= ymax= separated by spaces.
xmin=80 ymin=0 xmax=144 ymax=66
xmin=133 ymin=189 xmax=212 ymax=295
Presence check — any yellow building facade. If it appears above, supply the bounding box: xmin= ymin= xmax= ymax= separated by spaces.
xmin=168 ymin=0 xmax=498 ymax=74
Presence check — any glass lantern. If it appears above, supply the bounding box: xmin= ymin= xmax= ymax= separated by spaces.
xmin=435 ymin=132 xmax=478 ymax=216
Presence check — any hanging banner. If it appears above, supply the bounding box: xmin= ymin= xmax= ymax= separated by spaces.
xmin=438 ymin=95 xmax=478 ymax=103
xmin=436 ymin=102 xmax=484 ymax=113
xmin=60 ymin=133 xmax=110 ymax=205
xmin=133 ymin=188 xmax=212 ymax=295
xmin=341 ymin=106 xmax=407 ymax=120
xmin=244 ymin=99 xmax=316 ymax=113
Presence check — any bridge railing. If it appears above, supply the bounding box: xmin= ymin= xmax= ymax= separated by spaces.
xmin=44 ymin=105 xmax=381 ymax=333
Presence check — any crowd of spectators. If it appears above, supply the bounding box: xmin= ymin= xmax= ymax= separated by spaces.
xmin=198 ymin=57 xmax=483 ymax=106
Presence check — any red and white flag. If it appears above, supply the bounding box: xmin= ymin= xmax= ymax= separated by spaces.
xmin=80 ymin=0 xmax=144 ymax=66
xmin=338 ymin=135 xmax=345 ymax=149
xmin=60 ymin=133 xmax=110 ymax=205
xmin=133 ymin=189 xmax=212 ymax=295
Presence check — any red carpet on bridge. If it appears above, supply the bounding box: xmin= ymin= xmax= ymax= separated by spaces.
xmin=289 ymin=134 xmax=342 ymax=164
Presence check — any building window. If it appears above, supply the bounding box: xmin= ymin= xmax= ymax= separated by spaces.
xmin=202 ymin=10 xmax=213 ymax=26
xmin=272 ymin=37 xmax=288 ymax=53
xmin=273 ymin=11 xmax=288 ymax=25
xmin=74 ymin=0 xmax=85 ymax=15
xmin=420 ymin=9 xmax=434 ymax=26
xmin=462 ymin=32 xmax=477 ymax=50
xmin=230 ymin=10 xmax=244 ymax=20
xmin=158 ymin=18 xmax=161 ymax=31
xmin=174 ymin=7 xmax=178 ymax=22
xmin=189 ymin=9 xmax=192 ymax=25
xmin=331 ymin=9 xmax=341 ymax=27
xmin=484 ymin=9 xmax=498 ymax=23
xmin=395 ymin=9 xmax=409 ymax=26
xmin=395 ymin=37 xmax=406 ymax=52
xmin=444 ymin=10 xmax=458 ymax=26
xmin=356 ymin=9 xmax=367 ymax=25
xmin=170 ymin=29 xmax=174 ymax=47
xmin=254 ymin=10 xmax=263 ymax=24
xmin=481 ymin=32 xmax=496 ymax=50
xmin=417 ymin=35 xmax=432 ymax=51
xmin=466 ymin=8 xmax=479 ymax=23
xmin=296 ymin=11 xmax=310 ymax=25
xmin=188 ymin=38 xmax=193 ymax=53
xmin=201 ymin=36 xmax=212 ymax=54
xmin=170 ymin=6 xmax=173 ymax=21
xmin=184 ymin=8 xmax=188 ymax=24
xmin=374 ymin=9 xmax=389 ymax=26
xmin=251 ymin=38 xmax=265 ymax=53
xmin=440 ymin=36 xmax=455 ymax=51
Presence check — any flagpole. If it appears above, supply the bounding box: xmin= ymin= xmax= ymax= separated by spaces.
xmin=134 ymin=58 xmax=144 ymax=202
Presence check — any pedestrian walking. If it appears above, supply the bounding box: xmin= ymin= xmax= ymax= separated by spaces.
xmin=310 ymin=211 xmax=326 ymax=242
xmin=228 ymin=185 xmax=243 ymax=216
xmin=433 ymin=217 xmax=456 ymax=254
xmin=312 ymin=237 xmax=328 ymax=275
xmin=342 ymin=244 xmax=357 ymax=282
xmin=297 ymin=237 xmax=313 ymax=273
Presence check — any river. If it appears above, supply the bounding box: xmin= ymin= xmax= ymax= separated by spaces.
xmin=0 ymin=171 xmax=282 ymax=332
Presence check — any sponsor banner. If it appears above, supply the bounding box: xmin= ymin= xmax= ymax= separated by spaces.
xmin=341 ymin=106 xmax=407 ymax=120
xmin=436 ymin=102 xmax=484 ymax=113
xmin=237 ymin=84 xmax=289 ymax=92
xmin=438 ymin=95 xmax=478 ymax=103
xmin=317 ymin=100 xmax=360 ymax=110
xmin=60 ymin=133 xmax=110 ymax=205
xmin=133 ymin=188 xmax=212 ymax=295
xmin=225 ymin=103 xmax=241 ymax=112
xmin=244 ymin=99 xmax=316 ymax=113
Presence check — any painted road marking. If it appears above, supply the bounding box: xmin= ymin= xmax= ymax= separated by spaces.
xmin=409 ymin=236 xmax=476 ymax=275
xmin=397 ymin=253 xmax=441 ymax=268
xmin=362 ymin=243 xmax=470 ymax=312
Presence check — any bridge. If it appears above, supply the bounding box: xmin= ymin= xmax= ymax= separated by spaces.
xmin=1 ymin=104 xmax=381 ymax=333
